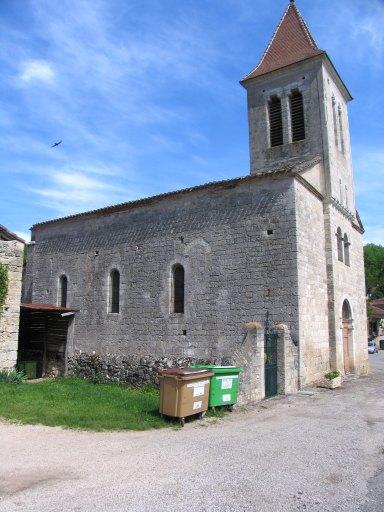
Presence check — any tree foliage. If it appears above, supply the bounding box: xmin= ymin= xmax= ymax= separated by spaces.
xmin=364 ymin=244 xmax=384 ymax=299
xmin=0 ymin=262 xmax=8 ymax=312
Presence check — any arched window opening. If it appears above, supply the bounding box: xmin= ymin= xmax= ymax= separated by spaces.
xmin=268 ymin=96 xmax=283 ymax=147
xmin=332 ymin=95 xmax=339 ymax=148
xmin=109 ymin=269 xmax=120 ymax=313
xmin=172 ymin=264 xmax=185 ymax=314
xmin=345 ymin=185 xmax=348 ymax=209
xmin=336 ymin=227 xmax=343 ymax=262
xmin=342 ymin=299 xmax=353 ymax=374
xmin=344 ymin=234 xmax=350 ymax=267
xmin=58 ymin=275 xmax=68 ymax=308
xmin=290 ymin=90 xmax=305 ymax=142
xmin=342 ymin=299 xmax=352 ymax=321
xmin=338 ymin=106 xmax=345 ymax=154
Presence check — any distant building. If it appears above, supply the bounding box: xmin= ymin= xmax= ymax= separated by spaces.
xmin=369 ymin=299 xmax=384 ymax=337
xmin=21 ymin=1 xmax=368 ymax=401
xmin=0 ymin=225 xmax=24 ymax=370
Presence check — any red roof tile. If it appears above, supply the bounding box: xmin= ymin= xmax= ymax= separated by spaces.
xmin=241 ymin=1 xmax=324 ymax=83
xmin=0 ymin=224 xmax=25 ymax=243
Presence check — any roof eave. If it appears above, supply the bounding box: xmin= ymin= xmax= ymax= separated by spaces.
xmin=322 ymin=54 xmax=353 ymax=102
xmin=31 ymin=157 xmax=322 ymax=231
xmin=240 ymin=53 xmax=353 ymax=102
xmin=240 ymin=52 xmax=326 ymax=88
xmin=0 ymin=224 xmax=25 ymax=244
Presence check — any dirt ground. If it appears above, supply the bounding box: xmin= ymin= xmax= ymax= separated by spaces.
xmin=1 ymin=353 xmax=383 ymax=512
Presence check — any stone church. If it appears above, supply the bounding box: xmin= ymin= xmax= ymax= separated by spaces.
xmin=21 ymin=1 xmax=368 ymax=401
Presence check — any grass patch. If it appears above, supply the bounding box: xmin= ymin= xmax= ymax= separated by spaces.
xmin=0 ymin=378 xmax=170 ymax=431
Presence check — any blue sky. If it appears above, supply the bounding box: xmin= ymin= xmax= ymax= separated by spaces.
xmin=0 ymin=0 xmax=383 ymax=243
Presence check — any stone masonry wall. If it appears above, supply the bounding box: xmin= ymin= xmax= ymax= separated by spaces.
xmin=0 ymin=240 xmax=24 ymax=370
xmin=245 ymin=58 xmax=324 ymax=174
xmin=25 ymin=177 xmax=300 ymax=378
xmin=294 ymin=180 xmax=330 ymax=386
xmin=325 ymin=205 xmax=368 ymax=375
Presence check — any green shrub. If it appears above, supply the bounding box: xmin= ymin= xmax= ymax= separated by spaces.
xmin=0 ymin=369 xmax=26 ymax=384
xmin=324 ymin=370 xmax=341 ymax=381
xmin=0 ymin=262 xmax=8 ymax=313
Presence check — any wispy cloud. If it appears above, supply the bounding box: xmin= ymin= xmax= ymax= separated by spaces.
xmin=312 ymin=0 xmax=384 ymax=66
xmin=1 ymin=0 xmax=231 ymax=220
xmin=0 ymin=0 xmax=382 ymax=244
xmin=20 ymin=60 xmax=55 ymax=84
xmin=32 ymin=169 xmax=134 ymax=216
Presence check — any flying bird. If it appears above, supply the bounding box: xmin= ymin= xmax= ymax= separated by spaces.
xmin=51 ymin=140 xmax=62 ymax=148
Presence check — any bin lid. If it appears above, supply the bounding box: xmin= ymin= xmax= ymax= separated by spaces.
xmin=157 ymin=367 xmax=213 ymax=377
xmin=192 ymin=365 xmax=242 ymax=374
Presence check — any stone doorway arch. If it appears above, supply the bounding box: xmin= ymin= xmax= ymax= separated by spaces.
xmin=342 ymin=300 xmax=353 ymax=374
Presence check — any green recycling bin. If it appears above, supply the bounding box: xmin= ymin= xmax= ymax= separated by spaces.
xmin=192 ymin=365 xmax=241 ymax=410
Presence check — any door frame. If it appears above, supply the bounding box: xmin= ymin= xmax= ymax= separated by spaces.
xmin=341 ymin=299 xmax=353 ymax=374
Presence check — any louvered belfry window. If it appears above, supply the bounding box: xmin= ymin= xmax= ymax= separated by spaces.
xmin=268 ymin=96 xmax=283 ymax=147
xmin=290 ymin=90 xmax=305 ymax=142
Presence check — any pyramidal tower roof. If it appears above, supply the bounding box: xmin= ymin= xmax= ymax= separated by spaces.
xmin=241 ymin=0 xmax=324 ymax=83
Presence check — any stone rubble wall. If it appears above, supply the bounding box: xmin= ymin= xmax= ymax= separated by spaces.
xmin=0 ymin=240 xmax=24 ymax=370
xmin=67 ymin=352 xmax=225 ymax=386
xmin=68 ymin=322 xmax=298 ymax=406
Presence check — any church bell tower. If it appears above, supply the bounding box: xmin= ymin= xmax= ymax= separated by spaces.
xmin=241 ymin=0 xmax=355 ymax=215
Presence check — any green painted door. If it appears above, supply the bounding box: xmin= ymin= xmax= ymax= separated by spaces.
xmin=264 ymin=318 xmax=278 ymax=398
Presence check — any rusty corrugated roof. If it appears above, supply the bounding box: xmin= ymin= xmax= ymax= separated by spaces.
xmin=371 ymin=305 xmax=384 ymax=321
xmin=21 ymin=303 xmax=79 ymax=313
xmin=241 ymin=1 xmax=324 ymax=83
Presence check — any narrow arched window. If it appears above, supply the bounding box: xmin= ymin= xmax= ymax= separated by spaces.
xmin=290 ymin=90 xmax=305 ymax=142
xmin=268 ymin=96 xmax=283 ymax=147
xmin=332 ymin=95 xmax=339 ymax=148
xmin=336 ymin=227 xmax=343 ymax=262
xmin=58 ymin=275 xmax=68 ymax=308
xmin=172 ymin=264 xmax=184 ymax=314
xmin=109 ymin=269 xmax=120 ymax=313
xmin=344 ymin=234 xmax=350 ymax=267
xmin=338 ymin=106 xmax=345 ymax=154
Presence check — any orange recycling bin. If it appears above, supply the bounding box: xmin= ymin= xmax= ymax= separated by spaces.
xmin=158 ymin=368 xmax=213 ymax=426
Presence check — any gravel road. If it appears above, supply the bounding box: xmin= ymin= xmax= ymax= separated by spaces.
xmin=1 ymin=353 xmax=384 ymax=512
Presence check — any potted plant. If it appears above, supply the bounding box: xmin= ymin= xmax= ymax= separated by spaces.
xmin=321 ymin=370 xmax=341 ymax=389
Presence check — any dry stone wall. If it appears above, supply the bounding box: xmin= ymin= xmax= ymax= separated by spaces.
xmin=0 ymin=240 xmax=24 ymax=370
